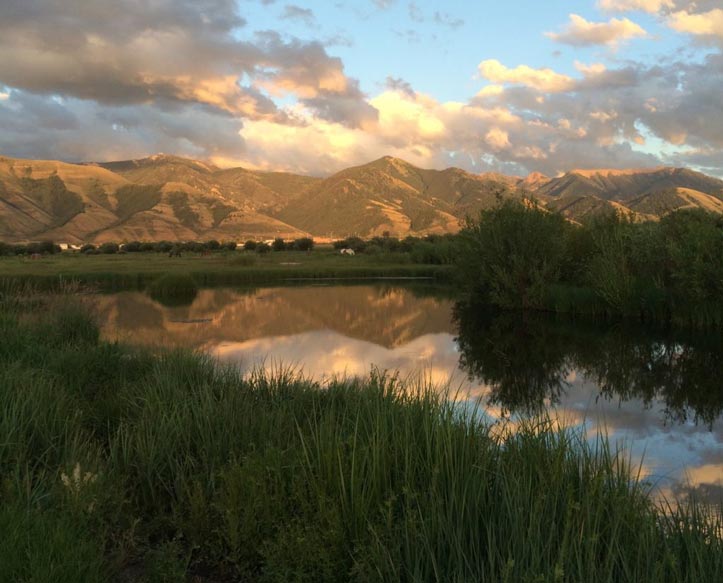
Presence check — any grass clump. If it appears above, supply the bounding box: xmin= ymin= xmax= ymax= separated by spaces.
xmin=147 ymin=272 xmax=199 ymax=306
xmin=0 ymin=290 xmax=720 ymax=581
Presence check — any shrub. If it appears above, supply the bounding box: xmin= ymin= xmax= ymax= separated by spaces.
xmin=98 ymin=242 xmax=119 ymax=254
xmin=292 ymin=237 xmax=314 ymax=251
xmin=410 ymin=240 xmax=457 ymax=265
xmin=244 ymin=240 xmax=258 ymax=251
xmin=27 ymin=240 xmax=58 ymax=255
xmin=121 ymin=241 xmax=142 ymax=253
xmin=205 ymin=240 xmax=221 ymax=251
xmin=333 ymin=237 xmax=366 ymax=253
xmin=155 ymin=241 xmax=174 ymax=253
xmin=182 ymin=241 xmax=205 ymax=253
xmin=223 ymin=241 xmax=238 ymax=251
xmin=458 ymin=200 xmax=571 ymax=309
xmin=256 ymin=242 xmax=271 ymax=254
xmin=272 ymin=238 xmax=286 ymax=252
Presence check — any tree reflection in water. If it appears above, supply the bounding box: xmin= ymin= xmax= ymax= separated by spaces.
xmin=453 ymin=301 xmax=723 ymax=427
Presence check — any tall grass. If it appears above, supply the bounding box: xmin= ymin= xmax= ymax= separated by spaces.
xmin=1 ymin=291 xmax=720 ymax=581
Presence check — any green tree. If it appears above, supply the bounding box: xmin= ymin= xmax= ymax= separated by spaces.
xmin=457 ymin=200 xmax=571 ymax=309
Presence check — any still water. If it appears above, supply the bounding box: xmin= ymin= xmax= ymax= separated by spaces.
xmin=91 ymin=284 xmax=723 ymax=504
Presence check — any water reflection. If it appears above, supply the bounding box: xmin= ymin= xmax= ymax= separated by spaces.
xmin=91 ymin=285 xmax=723 ymax=503
xmin=454 ymin=303 xmax=723 ymax=428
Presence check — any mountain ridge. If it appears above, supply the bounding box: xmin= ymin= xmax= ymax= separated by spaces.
xmin=2 ymin=153 xmax=723 ymax=243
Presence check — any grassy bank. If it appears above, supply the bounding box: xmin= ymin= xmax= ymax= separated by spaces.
xmin=1 ymin=287 xmax=721 ymax=581
xmin=0 ymin=250 xmax=452 ymax=291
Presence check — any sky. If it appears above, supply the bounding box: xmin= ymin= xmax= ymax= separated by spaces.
xmin=0 ymin=0 xmax=722 ymax=177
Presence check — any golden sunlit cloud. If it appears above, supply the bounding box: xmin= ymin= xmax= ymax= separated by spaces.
xmin=478 ymin=59 xmax=575 ymax=93
xmin=547 ymin=14 xmax=648 ymax=47
xmin=668 ymin=9 xmax=723 ymax=39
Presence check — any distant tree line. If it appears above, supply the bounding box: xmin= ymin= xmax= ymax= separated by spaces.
xmin=0 ymin=238 xmax=318 ymax=256
xmin=0 ymin=240 xmax=62 ymax=256
xmin=332 ymin=234 xmax=457 ymax=265
xmin=242 ymin=237 xmax=315 ymax=253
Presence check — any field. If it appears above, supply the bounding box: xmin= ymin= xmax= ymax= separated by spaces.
xmin=0 ymin=248 xmax=453 ymax=290
xmin=1 ymin=286 xmax=721 ymax=582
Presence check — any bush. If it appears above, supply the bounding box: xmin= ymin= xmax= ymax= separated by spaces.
xmin=244 ymin=240 xmax=258 ymax=251
xmin=292 ymin=237 xmax=314 ymax=251
xmin=272 ymin=238 xmax=286 ymax=252
xmin=223 ymin=241 xmax=238 ymax=251
xmin=98 ymin=242 xmax=119 ymax=254
xmin=181 ymin=241 xmax=205 ymax=253
xmin=205 ymin=240 xmax=221 ymax=251
xmin=155 ymin=241 xmax=174 ymax=253
xmin=333 ymin=236 xmax=366 ymax=253
xmin=410 ymin=240 xmax=457 ymax=265
xmin=256 ymin=242 xmax=271 ymax=254
xmin=458 ymin=200 xmax=571 ymax=309
xmin=121 ymin=241 xmax=142 ymax=253
xmin=27 ymin=240 xmax=58 ymax=255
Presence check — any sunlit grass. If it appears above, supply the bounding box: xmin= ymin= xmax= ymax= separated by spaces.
xmin=0 ymin=290 xmax=720 ymax=581
xmin=0 ymin=249 xmax=452 ymax=291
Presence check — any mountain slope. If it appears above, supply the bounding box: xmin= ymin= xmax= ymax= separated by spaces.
xmin=537 ymin=167 xmax=723 ymax=202
xmin=2 ymin=153 xmax=723 ymax=243
xmin=627 ymin=187 xmax=723 ymax=216
xmin=273 ymin=156 xmax=523 ymax=237
xmin=0 ymin=156 xmax=307 ymax=243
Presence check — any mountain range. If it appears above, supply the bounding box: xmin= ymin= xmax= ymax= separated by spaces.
xmin=1 ymin=153 xmax=722 ymax=243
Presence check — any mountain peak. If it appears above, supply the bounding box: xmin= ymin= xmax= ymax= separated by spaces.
xmin=364 ymin=156 xmax=418 ymax=172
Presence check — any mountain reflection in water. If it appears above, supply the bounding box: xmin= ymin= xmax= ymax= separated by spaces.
xmin=92 ymin=284 xmax=723 ymax=504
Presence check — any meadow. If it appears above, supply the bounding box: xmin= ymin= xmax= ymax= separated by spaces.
xmin=0 ymin=247 xmax=452 ymax=291
xmin=1 ymin=284 xmax=721 ymax=582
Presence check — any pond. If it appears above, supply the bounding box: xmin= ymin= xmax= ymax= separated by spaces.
xmin=91 ymin=283 xmax=723 ymax=504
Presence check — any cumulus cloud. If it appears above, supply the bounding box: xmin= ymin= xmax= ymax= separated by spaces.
xmin=0 ymin=0 xmax=721 ymax=179
xmin=0 ymin=90 xmax=245 ymax=163
xmin=478 ymin=60 xmax=575 ymax=93
xmin=547 ymin=14 xmax=648 ymax=47
xmin=668 ymin=8 xmax=723 ymax=41
xmin=598 ymin=0 xmax=674 ymax=13
xmin=0 ymin=0 xmax=371 ymax=126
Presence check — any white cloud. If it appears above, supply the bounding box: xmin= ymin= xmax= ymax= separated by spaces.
xmin=598 ymin=0 xmax=674 ymax=13
xmin=574 ymin=61 xmax=607 ymax=76
xmin=478 ymin=60 xmax=575 ymax=93
xmin=485 ymin=128 xmax=511 ymax=150
xmin=668 ymin=9 xmax=723 ymax=40
xmin=547 ymin=14 xmax=648 ymax=47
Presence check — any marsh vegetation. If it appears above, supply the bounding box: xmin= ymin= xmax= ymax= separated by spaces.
xmin=0 ymin=286 xmax=721 ymax=582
